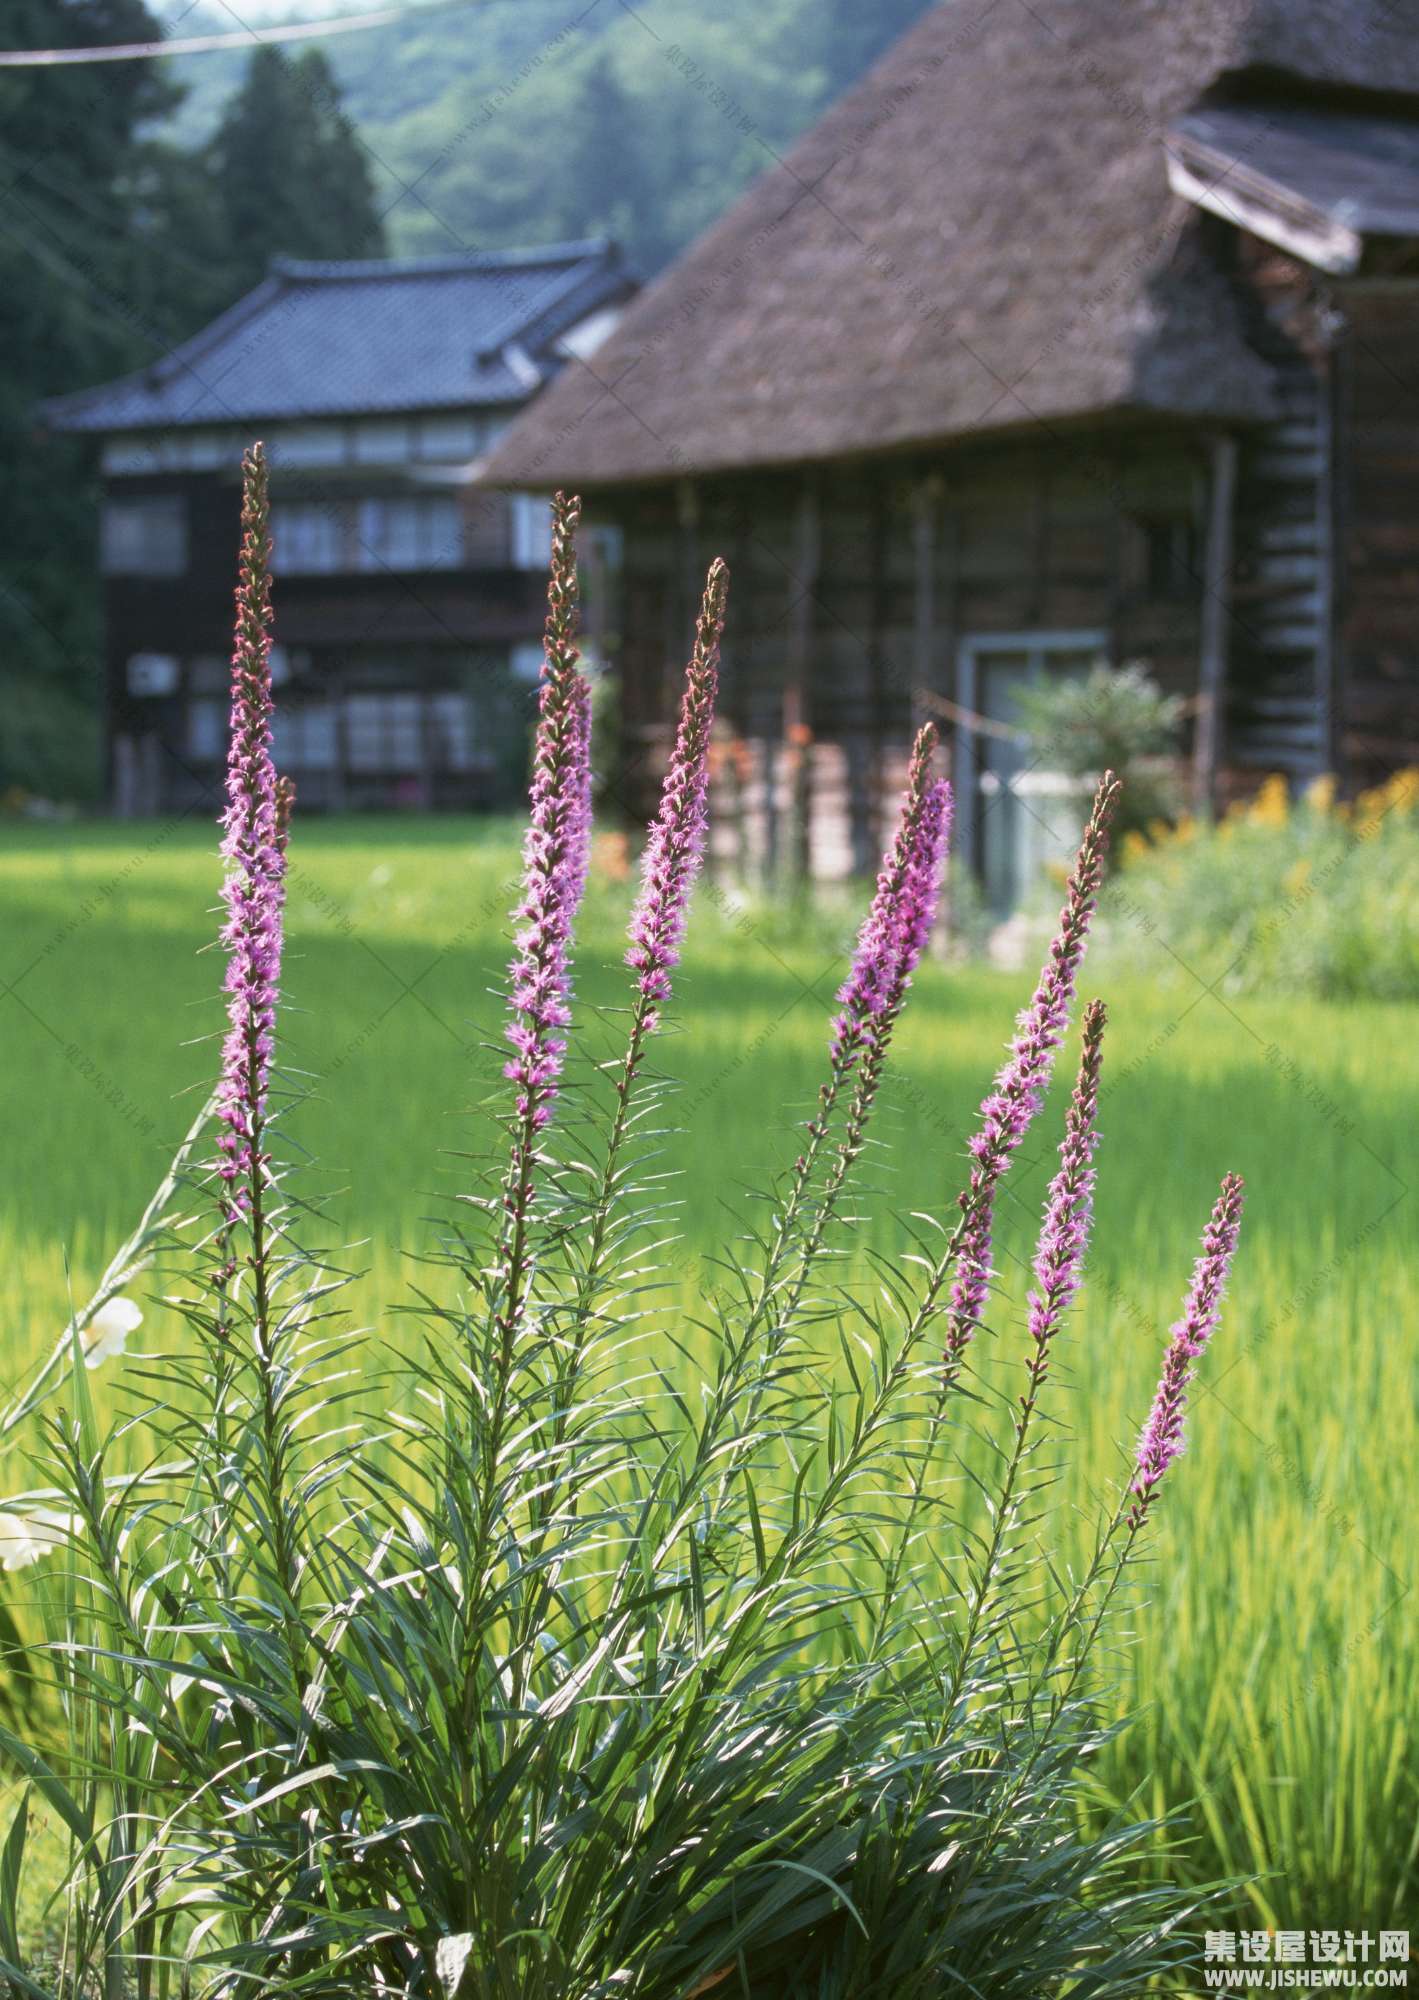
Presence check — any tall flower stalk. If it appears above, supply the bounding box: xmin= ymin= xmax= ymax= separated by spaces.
xmin=208 ymin=442 xmax=310 ymax=1693
xmin=874 ymin=999 xmax=1108 ymax=1658
xmin=756 ymin=724 xmax=951 ymax=1322
xmin=1130 ymin=1171 xmax=1246 ymax=1521
xmin=576 ymin=558 xmax=728 ymax=1301
xmin=696 ymin=730 xmax=950 ymax=1542
xmin=788 ymin=739 xmax=951 ymax=1296
xmin=941 ymin=771 xmax=1120 ymax=1381
xmin=511 ymin=561 xmax=729 ymax=1675
xmin=1014 ymin=1172 xmax=1247 ymax=1746
xmin=626 ymin=559 xmax=727 ymax=1023
xmin=935 ymin=1000 xmax=1108 ymax=1679
xmin=1023 ymin=996 xmax=1107 ymax=1395
xmin=216 ymin=442 xmax=285 ymax=1220
xmin=831 ymin=726 xmax=952 ymax=1069
xmin=498 ymin=492 xmax=593 ymax=1344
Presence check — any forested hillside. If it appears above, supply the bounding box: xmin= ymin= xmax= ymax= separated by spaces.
xmin=166 ymin=0 xmax=935 ymax=273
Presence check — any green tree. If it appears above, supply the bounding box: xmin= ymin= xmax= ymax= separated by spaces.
xmin=209 ymin=46 xmax=385 ymax=297
xmin=812 ymin=0 xmax=939 ymax=84
xmin=378 ymin=0 xmax=937 ymax=275
xmin=558 ymin=51 xmax=648 ymax=256
xmin=0 ymin=0 xmax=186 ymax=800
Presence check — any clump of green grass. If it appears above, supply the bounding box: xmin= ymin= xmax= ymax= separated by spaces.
xmin=1108 ymin=768 xmax=1419 ymax=999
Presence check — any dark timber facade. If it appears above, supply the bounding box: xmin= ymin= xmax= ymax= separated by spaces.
xmin=44 ymin=241 xmax=633 ymax=815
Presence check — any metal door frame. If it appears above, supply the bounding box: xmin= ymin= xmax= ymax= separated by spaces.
xmin=953 ymin=629 xmax=1108 ymax=876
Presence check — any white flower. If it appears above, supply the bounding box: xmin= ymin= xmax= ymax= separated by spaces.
xmin=0 ymin=1508 xmax=71 ymax=1571
xmin=81 ymin=1295 xmax=142 ymax=1370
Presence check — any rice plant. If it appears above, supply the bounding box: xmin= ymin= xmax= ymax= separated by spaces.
xmin=1 ymin=451 xmax=1247 ymax=1998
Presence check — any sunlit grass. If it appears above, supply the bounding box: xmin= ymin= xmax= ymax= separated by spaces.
xmin=1 ymin=814 xmax=1413 ymax=1948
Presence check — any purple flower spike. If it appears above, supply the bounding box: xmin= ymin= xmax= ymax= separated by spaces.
xmin=215 ymin=443 xmax=285 ymax=1212
xmin=831 ymin=725 xmax=952 ymax=1067
xmin=1132 ymin=1173 xmax=1245 ymax=1504
xmin=564 ymin=668 xmax=593 ymax=919
xmin=505 ymin=493 xmax=593 ymax=1137
xmin=943 ymin=771 xmax=1120 ymax=1376
xmin=627 ymin=559 xmax=729 ymax=1026
xmin=1023 ymin=998 xmax=1107 ymax=1396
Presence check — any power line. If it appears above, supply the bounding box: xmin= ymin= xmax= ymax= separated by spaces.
xmin=0 ymin=0 xmax=478 ymax=68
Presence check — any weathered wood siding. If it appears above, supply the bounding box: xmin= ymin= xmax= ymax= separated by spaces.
xmin=604 ymin=428 xmax=1208 ymax=869
xmin=1336 ymin=287 xmax=1419 ymax=778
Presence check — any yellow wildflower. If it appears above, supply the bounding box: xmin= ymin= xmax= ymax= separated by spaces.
xmin=1248 ymin=775 xmax=1290 ymax=828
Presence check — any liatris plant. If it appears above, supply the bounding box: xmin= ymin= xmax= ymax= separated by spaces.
xmin=746 ymin=724 xmax=951 ymax=1352
xmin=216 ymin=443 xmax=285 ymax=1211
xmin=626 ymin=558 xmax=727 ymax=1027
xmin=503 ymin=493 xmax=592 ymax=1144
xmin=943 ymin=772 xmax=1121 ymax=1383
xmin=9 ymin=484 xmax=1249 ymax=2000
xmin=1131 ymin=1171 xmax=1246 ymax=1517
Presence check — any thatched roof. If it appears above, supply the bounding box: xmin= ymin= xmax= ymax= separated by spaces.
xmin=483 ymin=0 xmax=1419 ymax=489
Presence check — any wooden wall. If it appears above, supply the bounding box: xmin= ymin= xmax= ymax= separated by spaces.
xmin=599 ymin=427 xmax=1209 ymax=866
xmin=100 ymin=467 xmax=547 ymax=812
xmin=1336 ymin=287 xmax=1419 ymax=778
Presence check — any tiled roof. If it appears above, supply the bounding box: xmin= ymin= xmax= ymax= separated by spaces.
xmin=44 ymin=240 xmax=631 ymax=434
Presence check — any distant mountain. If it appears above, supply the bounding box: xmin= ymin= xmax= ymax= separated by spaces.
xmin=157 ymin=0 xmax=936 ymax=275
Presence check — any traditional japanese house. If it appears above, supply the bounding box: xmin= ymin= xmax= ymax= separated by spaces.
xmin=44 ymin=240 xmax=633 ymax=813
xmin=484 ymin=0 xmax=1419 ymax=904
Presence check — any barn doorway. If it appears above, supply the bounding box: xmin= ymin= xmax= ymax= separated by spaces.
xmin=953 ymin=631 xmax=1106 ymax=917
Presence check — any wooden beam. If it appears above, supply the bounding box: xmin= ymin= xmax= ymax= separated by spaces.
xmin=910 ymin=475 xmax=940 ymax=736
xmin=867 ymin=478 xmax=889 ymax=863
xmin=1193 ymin=432 xmax=1240 ymax=815
xmin=1316 ymin=329 xmax=1341 ymax=779
xmin=1166 ymin=149 xmax=1362 ymax=276
xmin=783 ymin=475 xmax=820 ymax=881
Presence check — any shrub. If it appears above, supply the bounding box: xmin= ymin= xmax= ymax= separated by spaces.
xmin=0 ymin=671 xmax=102 ymax=810
xmin=1 ymin=454 xmax=1245 ymax=1998
xmin=1012 ymin=662 xmax=1185 ymax=844
xmin=1110 ymin=771 xmax=1419 ymax=1000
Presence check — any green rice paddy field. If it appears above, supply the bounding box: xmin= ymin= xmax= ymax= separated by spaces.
xmin=0 ymin=815 xmax=1414 ymax=1946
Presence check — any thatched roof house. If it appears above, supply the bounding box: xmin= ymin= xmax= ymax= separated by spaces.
xmin=486 ymin=0 xmax=1419 ymax=900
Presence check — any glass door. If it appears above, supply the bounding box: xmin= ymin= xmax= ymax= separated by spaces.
xmin=955 ymin=632 xmax=1106 ymax=917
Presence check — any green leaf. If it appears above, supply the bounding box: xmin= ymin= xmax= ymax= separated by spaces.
xmin=0 ymin=1785 xmax=28 ymax=1964
xmin=0 ymin=1724 xmax=92 ymax=1847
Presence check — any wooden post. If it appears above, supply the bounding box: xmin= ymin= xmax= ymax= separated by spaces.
xmin=673 ymin=477 xmax=700 ymax=826
xmin=938 ymin=493 xmax=960 ymax=851
xmin=331 ymin=672 xmax=349 ymax=812
xmin=1315 ymin=327 xmax=1341 ymax=780
xmin=911 ymin=475 xmax=940 ymax=739
xmin=866 ymin=479 xmax=889 ymax=862
xmin=1192 ymin=432 xmax=1239 ymax=816
xmin=784 ymin=475 xmax=820 ymax=882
